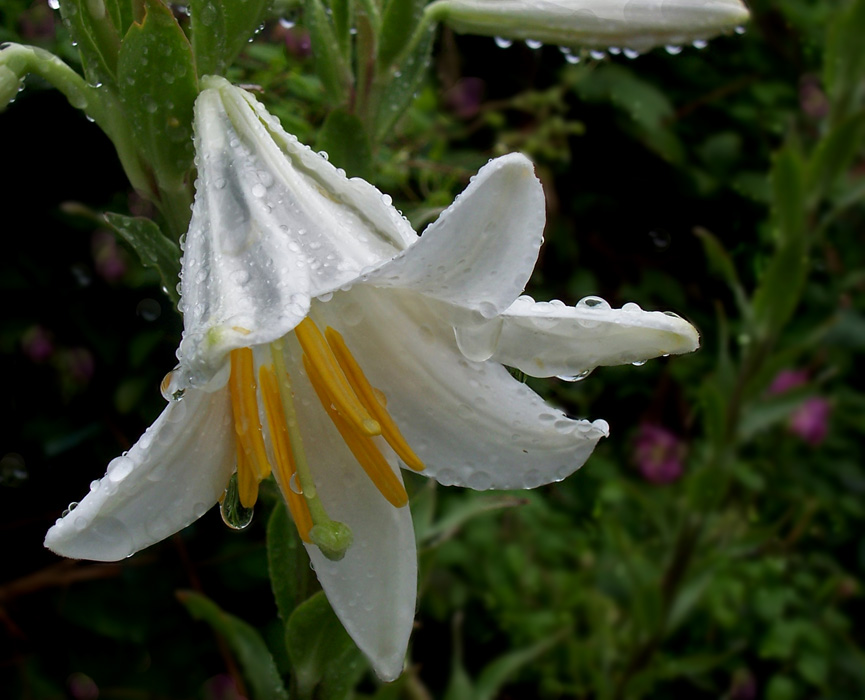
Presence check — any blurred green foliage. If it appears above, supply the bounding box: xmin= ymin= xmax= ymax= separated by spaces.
xmin=1 ymin=0 xmax=864 ymax=699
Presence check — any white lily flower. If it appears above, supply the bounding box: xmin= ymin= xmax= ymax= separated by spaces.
xmin=426 ymin=0 xmax=750 ymax=53
xmin=45 ymin=76 xmax=699 ymax=681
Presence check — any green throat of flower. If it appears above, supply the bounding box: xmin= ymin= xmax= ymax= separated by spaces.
xmin=224 ymin=318 xmax=424 ymax=561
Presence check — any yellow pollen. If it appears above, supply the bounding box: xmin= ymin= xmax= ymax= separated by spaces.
xmin=228 ymin=348 xmax=272 ymax=507
xmin=294 ymin=318 xmax=381 ymax=437
xmin=325 ymin=327 xmax=425 ymax=472
xmin=304 ymin=356 xmax=409 ymax=508
xmin=259 ymin=364 xmax=313 ymax=542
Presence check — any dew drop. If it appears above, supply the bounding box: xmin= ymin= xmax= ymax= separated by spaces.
xmin=565 ymin=52 xmax=581 ymax=65
xmin=734 ymin=25 xmax=746 ymax=35
xmin=526 ymin=39 xmax=543 ymax=49
xmin=631 ymin=359 xmax=647 ymax=367
xmin=289 ymin=472 xmax=303 ymax=495
xmin=665 ymin=45 xmax=683 ymax=55
xmin=576 ymin=295 xmax=611 ymax=311
xmin=48 ymin=0 xmax=59 ymax=9
xmin=62 ymin=501 xmax=79 ymax=517
xmin=220 ymin=473 xmax=254 ymax=530
xmin=590 ymin=49 xmax=606 ymax=60
xmin=556 ymin=368 xmax=593 ymax=382
xmin=692 ymin=39 xmax=708 ymax=49
xmin=623 ymin=48 xmax=640 ymax=59
xmin=453 ymin=317 xmax=503 ymax=362
xmin=107 ymin=455 xmax=134 ymax=483
xmin=494 ymin=36 xmax=513 ymax=49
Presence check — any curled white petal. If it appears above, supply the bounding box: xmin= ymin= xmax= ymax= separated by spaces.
xmin=44 ymin=387 xmax=235 ymax=562
xmin=428 ymin=0 xmax=750 ymax=52
xmin=278 ymin=335 xmax=417 ymax=681
xmin=178 ymin=77 xmax=416 ymax=389
xmin=318 ymin=289 xmax=609 ymax=491
xmin=366 ymin=153 xmax=545 ymax=320
xmin=490 ymin=296 xmax=700 ymax=377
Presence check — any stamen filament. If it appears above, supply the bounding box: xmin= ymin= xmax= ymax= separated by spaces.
xmin=325 ymin=326 xmax=425 ymax=472
xmin=304 ymin=356 xmax=409 ymax=508
xmin=294 ymin=318 xmax=381 ymax=437
xmin=259 ymin=364 xmax=313 ymax=542
xmin=228 ymin=348 xmax=272 ymax=482
xmin=235 ymin=441 xmax=259 ymax=508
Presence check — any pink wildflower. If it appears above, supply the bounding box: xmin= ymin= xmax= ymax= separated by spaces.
xmin=633 ymin=424 xmax=685 ymax=484
xmin=789 ymin=397 xmax=831 ymax=446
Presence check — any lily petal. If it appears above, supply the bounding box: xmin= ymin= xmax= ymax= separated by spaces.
xmin=319 ymin=288 xmax=609 ymax=491
xmin=44 ymin=387 xmax=235 ymax=561
xmin=279 ymin=335 xmax=417 ymax=681
xmin=427 ymin=0 xmax=750 ymax=53
xmin=366 ymin=153 xmax=545 ymax=319
xmin=179 ymin=77 xmax=416 ymax=388
xmin=491 ymin=296 xmax=700 ymax=378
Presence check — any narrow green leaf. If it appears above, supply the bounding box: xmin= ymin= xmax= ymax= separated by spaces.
xmin=752 ymin=145 xmax=809 ymax=338
xmin=807 ymin=111 xmax=865 ymax=203
xmin=266 ymin=498 xmax=311 ymax=623
xmin=373 ymin=22 xmax=434 ymax=142
xmin=305 ymin=0 xmax=353 ymax=106
xmin=103 ymin=212 xmax=181 ymax=305
xmin=378 ymin=0 xmax=427 ymax=70
xmin=420 ymin=493 xmax=528 ymax=547
xmin=117 ymin=0 xmax=197 ymax=231
xmin=694 ymin=227 xmax=750 ymax=318
xmin=285 ymin=591 xmax=366 ymax=700
xmin=189 ymin=0 xmax=272 ymax=77
xmin=824 ymin=0 xmax=865 ymax=121
xmin=59 ymin=0 xmax=123 ymax=87
xmin=474 ymin=631 xmax=566 ymax=700
xmin=316 ymin=109 xmax=373 ymax=180
xmin=178 ymin=590 xmax=290 ymax=700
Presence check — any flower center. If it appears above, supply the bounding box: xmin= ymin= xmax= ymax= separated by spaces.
xmin=225 ymin=317 xmax=424 ymax=561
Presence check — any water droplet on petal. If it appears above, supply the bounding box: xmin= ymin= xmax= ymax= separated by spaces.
xmin=107 ymin=455 xmax=134 ymax=483
xmin=631 ymin=359 xmax=647 ymax=367
xmin=665 ymin=45 xmax=683 ymax=55
xmin=454 ymin=317 xmax=503 ymax=362
xmin=220 ymin=473 xmax=254 ymax=530
xmin=494 ymin=36 xmax=513 ymax=49
xmin=692 ymin=39 xmax=708 ymax=49
xmin=289 ymin=472 xmax=303 ymax=495
xmin=557 ymin=368 xmax=593 ymax=382
xmin=526 ymin=39 xmax=543 ymax=49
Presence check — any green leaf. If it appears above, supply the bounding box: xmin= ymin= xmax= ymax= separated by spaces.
xmin=305 ymin=0 xmax=353 ymax=106
xmin=473 ymin=631 xmax=565 ymax=700
xmin=752 ymin=144 xmax=809 ymax=339
xmin=824 ymin=0 xmax=865 ymax=121
xmin=316 ymin=109 xmax=373 ymax=180
xmin=117 ymin=0 xmax=198 ymax=233
xmin=807 ymin=111 xmax=865 ymax=203
xmin=189 ymin=0 xmax=272 ymax=77
xmin=377 ymin=0 xmax=427 ymax=69
xmin=694 ymin=227 xmax=750 ymax=318
xmin=103 ymin=212 xmax=181 ymax=305
xmin=178 ymin=590 xmax=290 ymax=700
xmin=373 ymin=22 xmax=434 ymax=142
xmin=267 ymin=498 xmax=312 ymax=622
xmin=59 ymin=0 xmax=123 ymax=87
xmin=420 ymin=492 xmax=528 ymax=548
xmin=285 ymin=591 xmax=367 ymax=700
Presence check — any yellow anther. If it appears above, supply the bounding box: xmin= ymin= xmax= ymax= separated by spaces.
xmin=259 ymin=364 xmax=313 ymax=542
xmin=228 ymin=348 xmax=272 ymax=487
xmin=235 ymin=441 xmax=259 ymax=508
xmin=294 ymin=318 xmax=381 ymax=437
xmin=305 ymin=356 xmax=409 ymax=508
xmin=325 ymin=327 xmax=425 ymax=472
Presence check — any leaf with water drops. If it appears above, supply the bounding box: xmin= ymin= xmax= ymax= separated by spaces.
xmin=103 ymin=212 xmax=181 ymax=306
xmin=188 ymin=0 xmax=271 ymax=77
xmin=117 ymin=0 xmax=197 ymax=221
xmin=285 ymin=591 xmax=367 ymax=700
xmin=220 ymin=472 xmax=255 ymax=530
xmin=178 ymin=590 xmax=290 ymax=700
xmin=316 ymin=109 xmax=373 ymax=180
xmin=58 ymin=0 xmax=123 ymax=88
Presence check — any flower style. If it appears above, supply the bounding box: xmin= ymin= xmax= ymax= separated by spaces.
xmin=45 ymin=76 xmax=699 ymax=680
xmin=426 ymin=0 xmax=750 ymax=53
